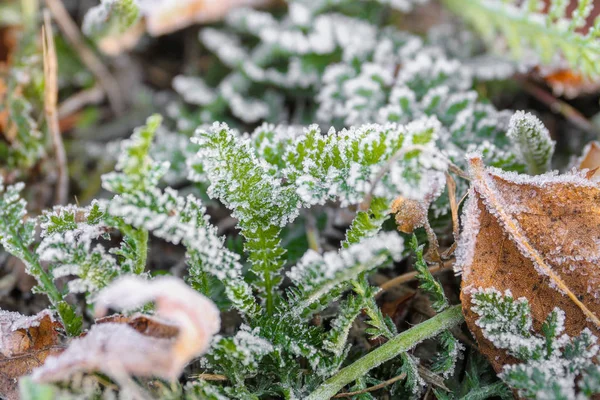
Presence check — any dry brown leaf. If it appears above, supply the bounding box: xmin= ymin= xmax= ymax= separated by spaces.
xmin=390 ymin=197 xmax=427 ymax=234
xmin=0 ymin=310 xmax=63 ymax=400
xmin=457 ymin=154 xmax=600 ymax=372
xmin=139 ymin=0 xmax=271 ymax=36
xmin=32 ymin=276 xmax=220 ymax=383
xmin=578 ymin=141 xmax=600 ymax=180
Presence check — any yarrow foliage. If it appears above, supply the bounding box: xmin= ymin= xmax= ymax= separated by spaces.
xmin=471 ymin=288 xmax=600 ymax=399
xmin=443 ymin=0 xmax=600 ymax=77
xmin=4 ymin=0 xmax=598 ymax=399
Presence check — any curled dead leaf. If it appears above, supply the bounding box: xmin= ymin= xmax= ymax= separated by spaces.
xmin=578 ymin=141 xmax=600 ymax=180
xmin=457 ymin=154 xmax=600 ymax=372
xmin=0 ymin=310 xmax=63 ymax=400
xmin=391 ymin=197 xmax=427 ymax=234
xmin=31 ymin=276 xmax=220 ymax=383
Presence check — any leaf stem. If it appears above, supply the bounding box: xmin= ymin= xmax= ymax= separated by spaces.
xmin=132 ymin=229 xmax=148 ymax=275
xmin=22 ymin=251 xmax=81 ymax=335
xmin=306 ymin=305 xmax=464 ymax=400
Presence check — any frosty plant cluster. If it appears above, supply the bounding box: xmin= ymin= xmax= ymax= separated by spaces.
xmin=2 ymin=0 xmax=600 ymax=398
xmin=0 ymin=113 xmax=468 ymax=399
xmin=471 ymin=289 xmax=600 ymax=399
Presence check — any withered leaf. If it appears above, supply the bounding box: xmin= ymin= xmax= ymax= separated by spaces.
xmin=32 ymin=276 xmax=220 ymax=383
xmin=391 ymin=197 xmax=428 ymax=234
xmin=578 ymin=141 xmax=600 ymax=180
xmin=457 ymin=155 xmax=600 ymax=372
xmin=0 ymin=310 xmax=63 ymax=400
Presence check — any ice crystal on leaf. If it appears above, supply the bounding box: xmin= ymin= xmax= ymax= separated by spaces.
xmin=0 ymin=180 xmax=82 ymax=336
xmin=37 ymin=202 xmax=119 ymax=296
xmin=471 ymin=288 xmax=600 ymax=399
xmin=506 ymin=111 xmax=555 ymax=175
xmin=206 ymin=325 xmax=274 ymax=385
xmin=410 ymin=235 xmax=448 ymax=313
xmin=287 ymin=232 xmax=403 ymax=314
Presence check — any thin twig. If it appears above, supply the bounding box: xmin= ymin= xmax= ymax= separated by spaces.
xmin=378 ymin=259 xmax=453 ymax=294
xmin=58 ymin=84 xmax=104 ymax=119
xmin=333 ymin=372 xmax=407 ymax=398
xmin=305 ymin=212 xmax=321 ymax=252
xmin=195 ymin=373 xmax=228 ymax=381
xmin=42 ymin=10 xmax=68 ymax=205
xmin=417 ymin=365 xmax=449 ymax=391
xmin=446 ymin=172 xmax=459 ymax=242
xmin=441 ymin=172 xmax=459 ymax=259
xmin=44 ymin=0 xmax=124 ymax=114
xmin=519 ymin=78 xmax=600 ymax=136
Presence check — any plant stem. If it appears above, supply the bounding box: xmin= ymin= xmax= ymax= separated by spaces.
xmin=333 ymin=372 xmax=406 ymax=398
xmin=306 ymin=305 xmax=464 ymax=400
xmin=44 ymin=0 xmax=124 ymax=114
xmin=22 ymin=251 xmax=81 ymax=335
xmin=118 ymin=224 xmax=148 ymax=275
xmin=133 ymin=229 xmax=148 ymax=275
xmin=22 ymin=252 xmax=62 ymax=305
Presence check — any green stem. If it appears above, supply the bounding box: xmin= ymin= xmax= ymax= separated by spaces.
xmin=132 ymin=229 xmax=148 ymax=275
xmin=306 ymin=305 xmax=464 ymax=400
xmin=22 ymin=252 xmax=62 ymax=305
xmin=118 ymin=224 xmax=148 ymax=275
xmin=22 ymin=252 xmax=81 ymax=336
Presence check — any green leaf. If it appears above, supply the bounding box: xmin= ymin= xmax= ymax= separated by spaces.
xmin=410 ymin=235 xmax=448 ymax=312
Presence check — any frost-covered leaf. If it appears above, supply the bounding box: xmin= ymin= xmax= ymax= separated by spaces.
xmin=457 ymin=154 xmax=600 ymax=372
xmin=431 ymin=330 xmax=464 ymax=378
xmin=37 ymin=202 xmax=120 ymax=296
xmin=506 ymin=111 xmax=555 ymax=175
xmin=102 ymin=114 xmax=165 ymax=194
xmin=470 ymin=289 xmax=600 ymax=399
xmin=0 ymin=310 xmax=63 ymax=400
xmin=0 ymin=180 xmax=81 ymax=336
xmin=410 ymin=235 xmax=448 ymax=312
xmin=323 ymin=294 xmax=366 ymax=356
xmin=444 ymin=0 xmax=600 ymax=78
xmin=205 ymin=325 xmax=274 ymax=384
xmin=395 ymin=353 xmax=426 ymax=397
xmin=287 ymin=232 xmax=403 ymax=315
xmin=32 ymin=276 xmax=220 ymax=382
